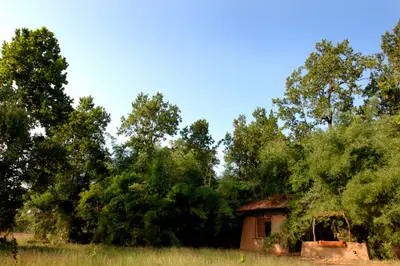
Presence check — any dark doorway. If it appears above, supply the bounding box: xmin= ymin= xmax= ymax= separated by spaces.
xmin=265 ymin=221 xmax=272 ymax=237
xmin=315 ymin=222 xmax=335 ymax=241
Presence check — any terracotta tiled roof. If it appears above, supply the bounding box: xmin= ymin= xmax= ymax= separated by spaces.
xmin=236 ymin=194 xmax=291 ymax=212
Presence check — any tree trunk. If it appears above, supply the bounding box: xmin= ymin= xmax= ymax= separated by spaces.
xmin=313 ymin=218 xmax=316 ymax=242
xmin=327 ymin=83 xmax=334 ymax=128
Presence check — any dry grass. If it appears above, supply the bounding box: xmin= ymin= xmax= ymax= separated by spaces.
xmin=0 ymin=245 xmax=313 ymax=266
xmin=0 ymin=234 xmax=399 ymax=266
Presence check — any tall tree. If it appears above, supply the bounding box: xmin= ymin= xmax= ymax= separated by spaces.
xmin=224 ymin=108 xmax=282 ymax=182
xmin=273 ymin=40 xmax=366 ymax=138
xmin=0 ymin=27 xmax=73 ymax=131
xmin=0 ymin=27 xmax=73 ymax=231
xmin=23 ymin=96 xmax=111 ymax=241
xmin=180 ymin=119 xmax=219 ymax=186
xmin=381 ymin=20 xmax=400 ymax=90
xmin=363 ymin=20 xmax=400 ymax=116
xmin=118 ymin=92 xmax=181 ymax=153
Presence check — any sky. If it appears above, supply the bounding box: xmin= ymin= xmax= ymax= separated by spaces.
xmin=1 ymin=0 xmax=399 ymax=171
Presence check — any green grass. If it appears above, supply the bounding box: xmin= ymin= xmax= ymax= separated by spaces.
xmin=0 ymin=241 xmax=399 ymax=266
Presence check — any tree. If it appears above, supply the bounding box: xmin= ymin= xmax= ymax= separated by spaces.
xmin=381 ymin=19 xmax=400 ymax=92
xmin=118 ymin=93 xmax=181 ymax=153
xmin=55 ymin=96 xmax=111 ymax=183
xmin=284 ymin=115 xmax=400 ymax=257
xmin=0 ymin=27 xmax=73 ymax=131
xmin=0 ymin=27 xmax=73 ymax=232
xmin=23 ymin=96 xmax=111 ymax=242
xmin=179 ymin=119 xmax=219 ymax=186
xmin=363 ymin=20 xmax=400 ymax=116
xmin=224 ymin=108 xmax=282 ymax=182
xmin=77 ymin=146 xmax=231 ymax=247
xmin=273 ymin=39 xmax=367 ymax=138
xmin=0 ymin=104 xmax=30 ymax=230
xmin=78 ymin=170 xmax=150 ymax=245
xmin=341 ymin=115 xmax=400 ymax=258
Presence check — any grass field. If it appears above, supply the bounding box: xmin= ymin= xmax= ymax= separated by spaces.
xmin=0 ymin=234 xmax=399 ymax=266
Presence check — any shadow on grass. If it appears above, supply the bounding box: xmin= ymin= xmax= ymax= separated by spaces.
xmin=17 ymin=244 xmax=128 ymax=257
xmin=18 ymin=245 xmax=76 ymax=254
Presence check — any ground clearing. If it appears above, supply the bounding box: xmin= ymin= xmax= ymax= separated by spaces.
xmin=0 ymin=234 xmax=398 ymax=266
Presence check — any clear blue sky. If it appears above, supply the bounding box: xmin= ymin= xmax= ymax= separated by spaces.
xmin=1 ymin=0 xmax=399 ymax=160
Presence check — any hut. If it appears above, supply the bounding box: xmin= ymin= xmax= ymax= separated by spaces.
xmin=236 ymin=194 xmax=290 ymax=252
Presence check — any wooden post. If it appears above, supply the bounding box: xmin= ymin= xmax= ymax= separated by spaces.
xmin=342 ymin=213 xmax=351 ymax=242
xmin=312 ymin=218 xmax=316 ymax=242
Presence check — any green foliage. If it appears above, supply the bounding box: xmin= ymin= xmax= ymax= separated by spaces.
xmin=179 ymin=119 xmax=219 ymax=186
xmin=0 ymin=27 xmax=73 ymax=231
xmin=0 ymin=235 xmax=17 ymax=260
xmin=19 ymin=96 xmax=111 ymax=243
xmin=224 ymin=108 xmax=283 ymax=181
xmin=273 ymin=39 xmax=368 ymax=137
xmin=118 ymin=92 xmax=181 ymax=153
xmin=0 ymin=27 xmax=73 ymax=130
xmin=372 ymin=20 xmax=400 ymax=116
xmin=0 ymin=104 xmax=30 ymax=230
xmin=284 ymin=116 xmax=400 ymax=257
xmin=222 ymin=108 xmax=288 ymax=202
xmin=77 ymin=145 xmax=237 ymax=247
xmin=262 ymin=233 xmax=287 ymax=251
xmin=341 ymin=117 xmax=400 ymax=253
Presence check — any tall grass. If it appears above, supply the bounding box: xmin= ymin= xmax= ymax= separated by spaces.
xmin=1 ymin=243 xmax=399 ymax=266
xmin=0 ymin=244 xmax=308 ymax=266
